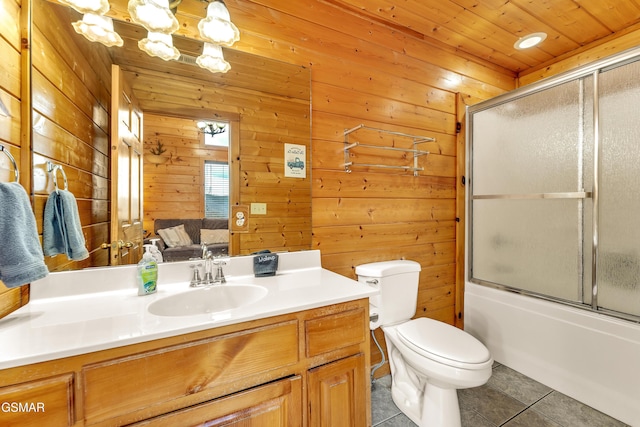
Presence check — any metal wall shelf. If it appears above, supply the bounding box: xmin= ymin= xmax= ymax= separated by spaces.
xmin=343 ymin=124 xmax=435 ymax=176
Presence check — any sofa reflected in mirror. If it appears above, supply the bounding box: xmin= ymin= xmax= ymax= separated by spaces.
xmin=150 ymin=219 xmax=228 ymax=262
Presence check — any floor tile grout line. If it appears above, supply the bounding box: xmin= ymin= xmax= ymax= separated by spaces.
xmin=497 ymin=388 xmax=556 ymax=426
xmin=372 ymin=413 xmax=399 ymax=427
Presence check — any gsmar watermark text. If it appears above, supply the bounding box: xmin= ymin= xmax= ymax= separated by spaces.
xmin=1 ymin=402 xmax=45 ymax=412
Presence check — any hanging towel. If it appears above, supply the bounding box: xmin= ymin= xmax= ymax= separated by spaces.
xmin=0 ymin=182 xmax=49 ymax=288
xmin=43 ymin=189 xmax=89 ymax=261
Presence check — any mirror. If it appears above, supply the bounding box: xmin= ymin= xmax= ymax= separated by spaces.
xmin=31 ymin=0 xmax=312 ymax=271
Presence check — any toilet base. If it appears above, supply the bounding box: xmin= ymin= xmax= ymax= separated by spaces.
xmin=382 ymin=324 xmax=491 ymax=426
xmin=390 ymin=374 xmax=461 ymax=427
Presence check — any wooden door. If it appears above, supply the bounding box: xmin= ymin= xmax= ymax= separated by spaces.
xmin=109 ymin=65 xmax=143 ymax=265
xmin=308 ymin=354 xmax=367 ymax=427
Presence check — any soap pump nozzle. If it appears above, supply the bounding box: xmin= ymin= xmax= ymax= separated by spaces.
xmin=144 ymin=243 xmax=163 ymax=263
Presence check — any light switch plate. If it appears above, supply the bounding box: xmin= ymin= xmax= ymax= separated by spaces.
xmin=250 ymin=202 xmax=267 ymax=215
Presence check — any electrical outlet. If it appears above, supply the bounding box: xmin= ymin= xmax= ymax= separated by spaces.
xmin=250 ymin=202 xmax=267 ymax=215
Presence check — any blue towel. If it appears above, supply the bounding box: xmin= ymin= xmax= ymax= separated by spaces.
xmin=0 ymin=182 xmax=49 ymax=288
xmin=43 ymin=189 xmax=89 ymax=261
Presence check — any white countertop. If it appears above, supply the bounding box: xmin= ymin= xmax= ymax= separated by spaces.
xmin=0 ymin=250 xmax=377 ymax=370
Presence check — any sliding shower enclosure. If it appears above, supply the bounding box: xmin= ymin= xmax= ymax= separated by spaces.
xmin=468 ymin=47 xmax=640 ymax=323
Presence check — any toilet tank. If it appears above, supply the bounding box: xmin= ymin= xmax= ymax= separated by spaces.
xmin=356 ymin=260 xmax=421 ymax=328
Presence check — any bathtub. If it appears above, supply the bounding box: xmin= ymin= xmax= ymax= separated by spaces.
xmin=465 ymin=282 xmax=640 ymax=426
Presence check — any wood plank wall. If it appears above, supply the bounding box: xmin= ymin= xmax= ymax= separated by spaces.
xmin=0 ymin=0 xmax=21 ymax=180
xmin=138 ymin=85 xmax=312 ymax=255
xmin=30 ymin=0 xmax=112 ymax=271
xmin=518 ymin=28 xmax=640 ymax=86
xmin=142 ymin=114 xmax=219 ymax=232
xmin=222 ymin=0 xmax=515 ymax=377
xmin=0 ymin=0 xmax=28 ymax=315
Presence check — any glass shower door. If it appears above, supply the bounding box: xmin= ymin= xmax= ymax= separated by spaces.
xmin=471 ymin=78 xmax=594 ymax=302
xmin=597 ymin=60 xmax=640 ymax=317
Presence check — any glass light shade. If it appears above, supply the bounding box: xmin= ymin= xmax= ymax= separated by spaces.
xmin=138 ymin=31 xmax=180 ymax=61
xmin=128 ymin=0 xmax=179 ymax=34
xmin=198 ymin=1 xmax=240 ymax=47
xmin=72 ymin=14 xmax=123 ymax=47
xmin=59 ymin=0 xmax=109 ymax=15
xmin=196 ymin=43 xmax=231 ymax=73
xmin=514 ymin=32 xmax=547 ymax=50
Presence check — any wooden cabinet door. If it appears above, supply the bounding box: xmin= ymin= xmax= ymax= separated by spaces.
xmin=130 ymin=376 xmax=302 ymax=427
xmin=307 ymin=354 xmax=367 ymax=427
xmin=0 ymin=374 xmax=74 ymax=427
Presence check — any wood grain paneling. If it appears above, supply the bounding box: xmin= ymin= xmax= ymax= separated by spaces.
xmin=319 ymin=0 xmax=640 ymax=76
xmin=0 ymin=373 xmax=74 ymax=426
xmin=82 ymin=321 xmax=299 ymax=425
xmin=31 ymin=0 xmax=112 ymax=271
xmin=0 ymin=0 xmax=26 ymax=315
xmin=138 ymin=46 xmax=311 ymax=254
xmin=143 ymin=114 xmax=220 ymax=229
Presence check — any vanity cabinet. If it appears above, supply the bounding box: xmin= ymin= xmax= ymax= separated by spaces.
xmin=0 ymin=299 xmax=370 ymax=427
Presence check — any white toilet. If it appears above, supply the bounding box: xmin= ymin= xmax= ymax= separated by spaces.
xmin=357 ymin=260 xmax=492 ymax=427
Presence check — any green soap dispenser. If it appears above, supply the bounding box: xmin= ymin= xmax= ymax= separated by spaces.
xmin=137 ymin=245 xmax=158 ymax=296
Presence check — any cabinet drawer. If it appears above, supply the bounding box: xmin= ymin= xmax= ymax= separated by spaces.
xmin=129 ymin=376 xmax=302 ymax=426
xmin=305 ymin=308 xmax=366 ymax=358
xmin=82 ymin=320 xmax=299 ymax=425
xmin=0 ymin=374 xmax=74 ymax=427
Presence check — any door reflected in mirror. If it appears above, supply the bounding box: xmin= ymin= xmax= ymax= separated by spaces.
xmin=31 ymin=0 xmax=312 ymax=271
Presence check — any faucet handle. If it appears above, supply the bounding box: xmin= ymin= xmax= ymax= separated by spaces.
xmin=190 ymin=263 xmax=203 ymax=287
xmin=213 ymin=259 xmax=226 ymax=284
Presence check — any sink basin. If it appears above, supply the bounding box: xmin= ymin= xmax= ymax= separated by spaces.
xmin=148 ymin=284 xmax=268 ymax=317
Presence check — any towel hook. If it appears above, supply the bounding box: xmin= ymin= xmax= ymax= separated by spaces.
xmin=0 ymin=144 xmax=19 ymax=182
xmin=46 ymin=161 xmax=69 ymax=193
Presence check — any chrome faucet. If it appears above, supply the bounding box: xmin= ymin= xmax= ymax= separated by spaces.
xmin=203 ymin=251 xmax=215 ymax=285
xmin=201 ymin=242 xmax=208 ymax=259
xmin=190 ymin=255 xmax=226 ymax=287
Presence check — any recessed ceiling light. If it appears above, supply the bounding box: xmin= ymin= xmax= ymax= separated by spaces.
xmin=514 ymin=32 xmax=547 ymax=50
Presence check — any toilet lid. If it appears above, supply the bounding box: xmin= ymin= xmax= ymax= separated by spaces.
xmin=396 ymin=318 xmax=491 ymax=369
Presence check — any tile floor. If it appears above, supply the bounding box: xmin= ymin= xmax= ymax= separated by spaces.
xmin=371 ymin=362 xmax=630 ymax=427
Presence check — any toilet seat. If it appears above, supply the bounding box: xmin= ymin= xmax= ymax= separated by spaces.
xmin=396 ymin=318 xmax=491 ymax=370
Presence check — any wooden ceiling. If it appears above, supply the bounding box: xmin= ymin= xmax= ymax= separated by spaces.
xmin=328 ymin=0 xmax=640 ymax=75
xmin=57 ymin=0 xmax=640 ymax=85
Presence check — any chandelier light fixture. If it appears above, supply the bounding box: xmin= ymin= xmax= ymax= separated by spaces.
xmin=196 ymin=42 xmax=231 ymax=73
xmin=138 ymin=31 xmax=181 ymax=60
xmin=72 ymin=13 xmax=124 ymax=47
xmin=128 ymin=0 xmax=179 ymax=34
xmin=61 ymin=0 xmax=239 ymax=74
xmin=197 ymin=121 xmax=227 ymax=136
xmin=198 ymin=0 xmax=240 ymax=47
xmin=59 ymin=0 xmax=109 ymax=14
